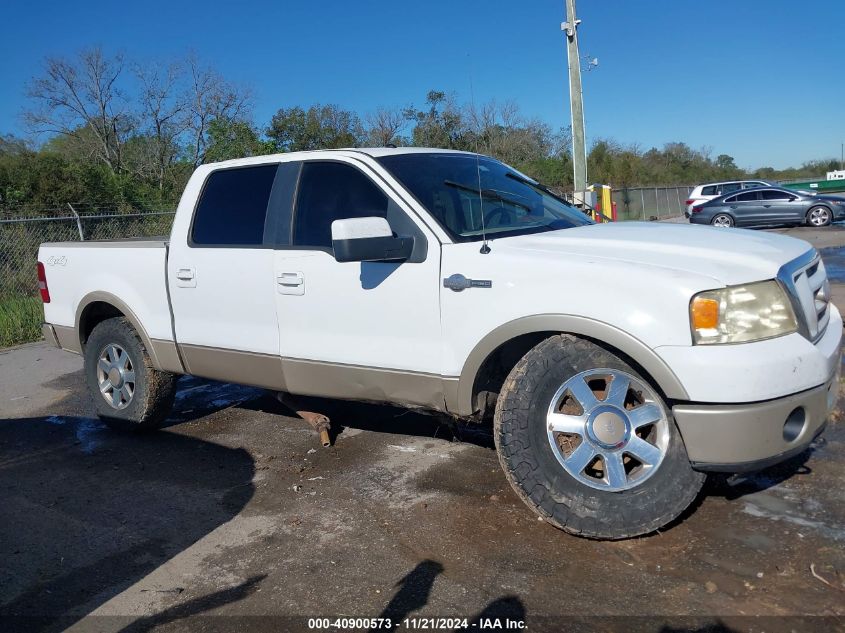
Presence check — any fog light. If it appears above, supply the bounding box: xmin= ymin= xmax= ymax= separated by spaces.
xmin=783 ymin=407 xmax=806 ymax=442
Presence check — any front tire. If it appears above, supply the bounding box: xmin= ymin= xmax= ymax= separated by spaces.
xmin=711 ymin=213 xmax=734 ymax=227
xmin=494 ymin=334 xmax=705 ymax=540
xmin=807 ymin=206 xmax=832 ymax=227
xmin=84 ymin=317 xmax=177 ymax=431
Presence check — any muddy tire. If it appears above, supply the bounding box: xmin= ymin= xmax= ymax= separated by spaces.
xmin=494 ymin=334 xmax=705 ymax=540
xmin=84 ymin=317 xmax=177 ymax=431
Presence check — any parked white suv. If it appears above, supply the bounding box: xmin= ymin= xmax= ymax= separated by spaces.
xmin=38 ymin=148 xmax=841 ymax=540
xmin=685 ymin=180 xmax=772 ymax=215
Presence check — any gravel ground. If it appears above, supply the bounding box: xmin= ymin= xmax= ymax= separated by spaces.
xmin=1 ymin=225 xmax=844 ymax=633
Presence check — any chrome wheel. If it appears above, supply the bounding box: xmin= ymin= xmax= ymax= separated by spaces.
xmin=546 ymin=369 xmax=670 ymax=492
xmin=711 ymin=214 xmax=733 ymax=228
xmin=96 ymin=343 xmax=135 ymax=409
xmin=809 ymin=207 xmax=831 ymax=227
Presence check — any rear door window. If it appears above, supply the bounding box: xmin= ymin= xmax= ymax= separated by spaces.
xmin=192 ymin=164 xmax=279 ymax=246
xmin=721 ymin=183 xmax=742 ymax=194
xmin=735 ymin=191 xmax=761 ymax=202
xmin=702 ymin=185 xmax=718 ymax=196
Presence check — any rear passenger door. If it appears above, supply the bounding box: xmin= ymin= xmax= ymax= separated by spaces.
xmin=167 ymin=162 xmax=286 ymax=389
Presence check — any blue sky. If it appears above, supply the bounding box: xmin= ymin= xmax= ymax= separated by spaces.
xmin=1 ymin=0 xmax=843 ymax=169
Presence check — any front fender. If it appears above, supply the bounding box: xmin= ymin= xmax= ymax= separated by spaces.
xmin=448 ymin=314 xmax=689 ymax=416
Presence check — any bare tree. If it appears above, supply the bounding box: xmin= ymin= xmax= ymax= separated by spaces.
xmin=25 ymin=47 xmax=131 ymax=171
xmin=364 ymin=107 xmax=406 ymax=146
xmin=185 ymin=54 xmax=252 ymax=166
xmin=131 ymin=62 xmax=188 ymax=188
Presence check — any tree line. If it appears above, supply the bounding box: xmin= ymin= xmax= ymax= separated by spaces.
xmin=1 ymin=47 xmax=840 ymax=215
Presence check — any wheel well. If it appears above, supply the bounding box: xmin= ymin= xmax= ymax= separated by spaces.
xmin=807 ymin=204 xmax=833 ymax=214
xmin=471 ymin=332 xmax=555 ymax=416
xmin=79 ymin=301 xmax=125 ymax=349
xmin=470 ymin=331 xmax=672 ymax=417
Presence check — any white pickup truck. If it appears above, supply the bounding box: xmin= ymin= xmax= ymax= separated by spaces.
xmin=38 ymin=148 xmax=841 ymax=539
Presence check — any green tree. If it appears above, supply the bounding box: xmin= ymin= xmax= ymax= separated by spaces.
xmin=267 ymin=105 xmax=363 ymax=152
xmin=404 ymin=90 xmax=468 ymax=149
xmin=204 ymin=119 xmax=274 ymax=163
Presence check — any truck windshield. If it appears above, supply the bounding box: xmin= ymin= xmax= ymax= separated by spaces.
xmin=376 ymin=153 xmax=592 ymax=241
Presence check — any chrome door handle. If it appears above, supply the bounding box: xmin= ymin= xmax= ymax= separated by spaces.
xmin=277 ymin=272 xmax=304 ymax=286
xmin=277 ymin=271 xmax=305 ymax=295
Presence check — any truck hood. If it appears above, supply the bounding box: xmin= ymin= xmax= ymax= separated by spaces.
xmin=498 ymin=222 xmax=812 ymax=286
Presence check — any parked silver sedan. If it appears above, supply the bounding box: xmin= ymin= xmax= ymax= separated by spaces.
xmin=688 ymin=186 xmax=845 ymax=228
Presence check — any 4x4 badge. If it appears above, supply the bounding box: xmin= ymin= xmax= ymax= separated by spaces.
xmin=443 ymin=274 xmax=492 ymax=292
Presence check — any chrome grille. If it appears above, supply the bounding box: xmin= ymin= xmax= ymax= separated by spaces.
xmin=777 ymin=250 xmax=830 ymax=342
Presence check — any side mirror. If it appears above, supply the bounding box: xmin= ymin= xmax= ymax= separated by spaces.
xmin=331 ymin=217 xmax=414 ymax=263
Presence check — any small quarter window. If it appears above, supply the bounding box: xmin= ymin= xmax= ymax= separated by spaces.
xmin=192 ymin=164 xmax=278 ymax=246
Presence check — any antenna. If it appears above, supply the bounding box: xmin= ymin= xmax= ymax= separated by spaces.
xmin=468 ymin=55 xmax=491 ymax=254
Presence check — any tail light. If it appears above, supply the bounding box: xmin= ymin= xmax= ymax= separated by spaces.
xmin=37 ymin=262 xmax=50 ymax=303
xmin=692 ymin=205 xmax=703 ymax=214
xmin=685 ymin=199 xmax=696 ymax=206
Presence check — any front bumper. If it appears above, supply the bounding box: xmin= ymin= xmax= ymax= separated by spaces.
xmin=674 ymin=369 xmax=838 ymax=471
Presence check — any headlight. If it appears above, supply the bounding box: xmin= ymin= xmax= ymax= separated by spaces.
xmin=690 ymin=280 xmax=797 ymax=345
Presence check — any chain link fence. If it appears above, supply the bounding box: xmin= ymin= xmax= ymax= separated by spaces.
xmin=612 ymin=186 xmax=694 ymax=221
xmin=0 ymin=208 xmax=175 ymax=346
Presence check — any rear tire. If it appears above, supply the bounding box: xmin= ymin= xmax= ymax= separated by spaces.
xmin=711 ymin=213 xmax=734 ymax=227
xmin=84 ymin=317 xmax=176 ymax=431
xmin=494 ymin=334 xmax=705 ymax=540
xmin=806 ymin=206 xmax=832 ymax=227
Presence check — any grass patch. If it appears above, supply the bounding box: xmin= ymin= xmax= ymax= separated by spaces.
xmin=0 ymin=295 xmax=43 ymax=348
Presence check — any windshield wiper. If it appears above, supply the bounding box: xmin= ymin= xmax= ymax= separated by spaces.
xmin=505 ymin=172 xmax=572 ymax=205
xmin=443 ymin=180 xmax=530 ymax=211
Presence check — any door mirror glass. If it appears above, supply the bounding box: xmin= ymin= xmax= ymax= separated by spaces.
xmin=331 ymin=217 xmax=414 ymax=263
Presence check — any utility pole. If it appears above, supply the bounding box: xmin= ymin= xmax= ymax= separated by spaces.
xmin=563 ymin=0 xmax=587 ymax=199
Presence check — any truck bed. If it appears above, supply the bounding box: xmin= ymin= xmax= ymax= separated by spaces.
xmin=38 ymin=239 xmax=175 ymax=354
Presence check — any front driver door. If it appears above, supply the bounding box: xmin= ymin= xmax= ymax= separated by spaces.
xmin=760 ymin=189 xmax=798 ymax=224
xmin=273 ymin=158 xmax=444 ymax=409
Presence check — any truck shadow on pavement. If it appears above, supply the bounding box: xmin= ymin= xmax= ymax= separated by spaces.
xmin=0 ymin=413 xmax=256 ymax=633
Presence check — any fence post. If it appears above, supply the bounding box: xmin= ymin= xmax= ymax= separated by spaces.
xmin=67 ymin=203 xmax=84 ymax=240
xmin=640 ymin=189 xmax=645 ymax=220
xmin=675 ymin=188 xmax=682 ymax=216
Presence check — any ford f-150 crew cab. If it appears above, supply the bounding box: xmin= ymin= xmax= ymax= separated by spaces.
xmin=38 ymin=148 xmax=842 ymax=539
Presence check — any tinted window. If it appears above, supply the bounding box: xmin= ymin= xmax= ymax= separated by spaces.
xmin=192 ymin=165 xmax=278 ymax=246
xmin=722 ymin=183 xmax=742 ymax=194
xmin=762 ymin=189 xmax=792 ymax=200
xmin=724 ymin=195 xmax=738 ymax=203
xmin=293 ymin=162 xmax=389 ymax=248
xmin=735 ymin=191 xmax=760 ymax=202
xmin=702 ymin=185 xmax=718 ymax=196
